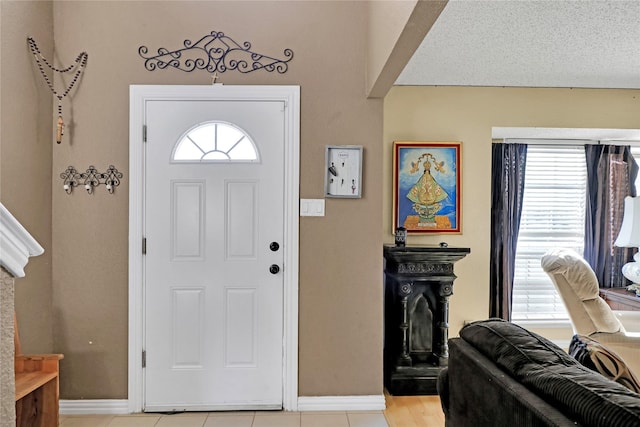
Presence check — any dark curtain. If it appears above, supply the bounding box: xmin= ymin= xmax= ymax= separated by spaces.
xmin=489 ymin=143 xmax=527 ymax=320
xmin=584 ymin=145 xmax=638 ymax=288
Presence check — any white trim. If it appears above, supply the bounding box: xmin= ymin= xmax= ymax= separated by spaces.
xmin=60 ymin=400 xmax=130 ymax=415
xmin=513 ymin=320 xmax=572 ymax=329
xmin=144 ymin=403 xmax=281 ymax=412
xmin=297 ymin=395 xmax=386 ymax=412
xmin=492 ymin=127 xmax=640 ymax=142
xmin=128 ymin=86 xmax=145 ymax=414
xmin=282 ymin=86 xmax=301 ymax=412
xmin=0 ymin=203 xmax=44 ymax=278
xmin=128 ymin=85 xmax=300 ymax=413
xmin=60 ymin=395 xmax=386 ymax=415
xmin=502 ymin=139 xmax=640 ymax=147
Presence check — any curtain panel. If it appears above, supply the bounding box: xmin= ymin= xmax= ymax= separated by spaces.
xmin=584 ymin=145 xmax=638 ymax=288
xmin=489 ymin=143 xmax=527 ymax=320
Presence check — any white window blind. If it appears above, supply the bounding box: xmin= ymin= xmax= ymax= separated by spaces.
xmin=512 ymin=145 xmax=587 ymax=321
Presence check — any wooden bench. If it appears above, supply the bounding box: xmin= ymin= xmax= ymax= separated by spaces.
xmin=14 ymin=312 xmax=64 ymax=427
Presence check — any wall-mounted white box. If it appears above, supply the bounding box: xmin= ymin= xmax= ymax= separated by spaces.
xmin=324 ymin=145 xmax=363 ymax=198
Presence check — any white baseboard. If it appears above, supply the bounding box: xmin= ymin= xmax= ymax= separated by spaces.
xmin=297 ymin=395 xmax=386 ymax=412
xmin=61 ymin=395 xmax=386 ymax=414
xmin=60 ymin=400 xmax=130 ymax=415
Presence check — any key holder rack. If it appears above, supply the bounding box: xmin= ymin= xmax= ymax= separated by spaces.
xmin=324 ymin=145 xmax=363 ymax=198
xmin=60 ymin=165 xmax=123 ymax=194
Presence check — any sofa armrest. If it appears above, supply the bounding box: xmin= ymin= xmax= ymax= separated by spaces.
xmin=437 ymin=367 xmax=449 ymax=418
xmin=447 ymin=337 xmax=575 ymax=426
xmin=613 ymin=310 xmax=640 ymax=334
xmin=589 ymin=331 xmax=640 ymax=378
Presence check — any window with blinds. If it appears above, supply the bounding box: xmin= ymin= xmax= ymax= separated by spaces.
xmin=511 ymin=145 xmax=587 ymax=321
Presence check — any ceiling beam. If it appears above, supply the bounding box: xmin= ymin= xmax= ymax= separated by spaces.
xmin=366 ymin=0 xmax=447 ymax=99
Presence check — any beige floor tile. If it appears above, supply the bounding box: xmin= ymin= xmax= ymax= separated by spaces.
xmin=301 ymin=413 xmax=349 ymax=427
xmin=204 ymin=414 xmax=254 ymax=427
xmin=347 ymin=412 xmax=389 ymax=427
xmin=252 ymin=413 xmax=301 ymax=427
xmin=155 ymin=413 xmax=207 ymax=427
xmin=107 ymin=416 xmax=161 ymax=427
xmin=60 ymin=415 xmax=114 ymax=427
xmin=254 ymin=411 xmax=300 ymax=416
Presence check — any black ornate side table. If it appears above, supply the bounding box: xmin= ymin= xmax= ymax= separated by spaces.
xmin=383 ymin=244 xmax=470 ymax=395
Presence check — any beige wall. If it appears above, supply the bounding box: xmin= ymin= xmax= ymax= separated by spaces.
xmin=383 ymin=85 xmax=640 ymax=340
xmin=10 ymin=0 xmax=633 ymax=404
xmin=0 ymin=1 xmax=54 ymax=353
xmin=47 ymin=1 xmax=383 ymax=399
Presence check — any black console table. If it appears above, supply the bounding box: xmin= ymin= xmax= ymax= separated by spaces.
xmin=383 ymin=244 xmax=470 ymax=395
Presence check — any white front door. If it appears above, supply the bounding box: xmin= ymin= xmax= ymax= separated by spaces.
xmin=144 ymin=98 xmax=285 ymax=411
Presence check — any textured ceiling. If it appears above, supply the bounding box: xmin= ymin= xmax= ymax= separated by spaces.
xmin=396 ymin=0 xmax=640 ymax=88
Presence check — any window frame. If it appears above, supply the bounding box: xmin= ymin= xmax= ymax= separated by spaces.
xmin=508 ymin=141 xmax=640 ymax=328
xmin=171 ymin=120 xmax=261 ymax=164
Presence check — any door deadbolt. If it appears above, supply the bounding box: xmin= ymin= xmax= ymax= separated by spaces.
xmin=270 ymin=242 xmax=280 ymax=252
xmin=269 ymin=264 xmax=280 ymax=274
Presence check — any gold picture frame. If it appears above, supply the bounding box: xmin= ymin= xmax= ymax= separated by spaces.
xmin=392 ymin=141 xmax=462 ymax=234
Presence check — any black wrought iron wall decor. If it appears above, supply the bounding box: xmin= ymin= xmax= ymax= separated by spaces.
xmin=60 ymin=165 xmax=123 ymax=194
xmin=138 ymin=31 xmax=293 ymax=74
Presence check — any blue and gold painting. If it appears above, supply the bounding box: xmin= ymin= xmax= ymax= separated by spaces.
xmin=393 ymin=142 xmax=461 ymax=234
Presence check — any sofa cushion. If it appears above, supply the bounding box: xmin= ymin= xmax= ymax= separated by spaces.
xmin=460 ymin=318 xmax=578 ymax=370
xmin=461 ymin=319 xmax=640 ymax=427
xmin=524 ymin=363 xmax=640 ymax=427
xmin=569 ymin=334 xmax=640 ymax=393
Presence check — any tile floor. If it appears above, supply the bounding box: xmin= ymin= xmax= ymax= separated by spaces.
xmin=60 ymin=411 xmax=389 ymax=427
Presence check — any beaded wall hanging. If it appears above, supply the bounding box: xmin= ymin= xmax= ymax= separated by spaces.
xmin=27 ymin=37 xmax=88 ymax=144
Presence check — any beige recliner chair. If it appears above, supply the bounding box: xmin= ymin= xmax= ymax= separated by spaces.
xmin=541 ymin=248 xmax=640 ymax=376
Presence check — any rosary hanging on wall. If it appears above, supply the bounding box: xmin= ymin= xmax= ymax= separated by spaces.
xmin=27 ymin=37 xmax=88 ymax=144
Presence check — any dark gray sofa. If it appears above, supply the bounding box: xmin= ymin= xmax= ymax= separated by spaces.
xmin=438 ymin=319 xmax=640 ymax=427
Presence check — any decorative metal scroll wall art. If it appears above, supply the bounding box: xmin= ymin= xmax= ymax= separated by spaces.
xmin=27 ymin=37 xmax=88 ymax=144
xmin=60 ymin=166 xmax=123 ymax=195
xmin=138 ymin=31 xmax=293 ymax=74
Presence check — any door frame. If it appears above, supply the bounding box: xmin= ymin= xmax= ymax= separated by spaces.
xmin=128 ymin=85 xmax=300 ymax=413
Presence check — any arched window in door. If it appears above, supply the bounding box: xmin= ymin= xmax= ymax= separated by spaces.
xmin=172 ymin=121 xmax=259 ymax=163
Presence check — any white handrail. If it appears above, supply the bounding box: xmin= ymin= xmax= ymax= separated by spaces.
xmin=0 ymin=203 xmax=43 ymax=278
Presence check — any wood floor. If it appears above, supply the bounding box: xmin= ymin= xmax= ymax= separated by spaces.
xmin=383 ymin=391 xmax=445 ymax=427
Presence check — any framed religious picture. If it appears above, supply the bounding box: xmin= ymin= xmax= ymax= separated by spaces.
xmin=393 ymin=141 xmax=462 ymax=234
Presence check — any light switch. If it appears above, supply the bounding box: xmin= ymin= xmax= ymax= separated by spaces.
xmin=300 ymin=199 xmax=325 ymax=217
xmin=313 ymin=200 xmax=325 ymax=215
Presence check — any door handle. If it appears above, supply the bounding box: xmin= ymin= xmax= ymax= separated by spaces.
xmin=270 ymin=242 xmax=280 ymax=252
xmin=269 ymin=264 xmax=280 ymax=274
